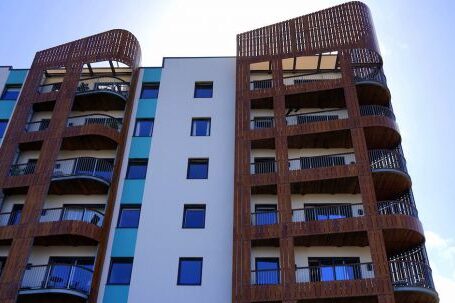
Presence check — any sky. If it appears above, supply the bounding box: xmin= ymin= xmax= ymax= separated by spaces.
xmin=1 ymin=0 xmax=455 ymax=301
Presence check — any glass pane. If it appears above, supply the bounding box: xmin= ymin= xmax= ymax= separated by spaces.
xmin=184 ymin=208 xmax=205 ymax=228
xmin=178 ymin=259 xmax=202 ymax=285
xmin=1 ymin=88 xmax=20 ymax=100
xmin=109 ymin=262 xmax=133 ymax=284
xmin=140 ymin=85 xmax=159 ymax=98
xmin=194 ymin=84 xmax=213 ymax=98
xmin=0 ymin=122 xmax=7 ymax=137
xmin=320 ymin=266 xmax=335 ymax=281
xmin=119 ymin=209 xmax=140 ymax=228
xmin=192 ymin=120 xmax=210 ymax=136
xmin=255 ymin=211 xmax=277 ymax=225
xmin=188 ymin=161 xmax=208 ymax=179
xmin=127 ymin=162 xmax=147 ymax=179
xmin=335 ymin=265 xmax=355 ymax=280
xmin=135 ymin=120 xmax=154 ymax=137
xmin=48 ymin=264 xmax=71 ymax=289
xmin=256 ymin=259 xmax=279 ymax=284
xmin=63 ymin=208 xmax=84 ymax=221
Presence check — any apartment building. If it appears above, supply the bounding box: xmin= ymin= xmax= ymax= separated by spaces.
xmin=0 ymin=2 xmax=438 ymax=303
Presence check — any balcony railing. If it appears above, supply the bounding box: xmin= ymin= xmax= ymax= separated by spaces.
xmin=250 ymin=79 xmax=273 ymax=90
xmin=389 ymin=260 xmax=435 ymax=290
xmin=52 ymin=157 xmax=113 ymax=184
xmin=283 ymin=72 xmax=341 ymax=86
xmin=288 ymin=152 xmax=356 ymax=171
xmin=251 ymin=211 xmax=279 ymax=226
xmin=369 ymin=149 xmax=407 ymax=174
xmin=250 ymin=161 xmax=277 ymax=174
xmin=37 ymin=82 xmax=61 ymax=93
xmin=250 ymin=117 xmax=274 ymax=130
xmin=378 ymin=200 xmax=418 ymax=217
xmin=25 ymin=120 xmax=50 ymax=132
xmin=251 ymin=268 xmax=281 ymax=285
xmin=21 ymin=264 xmax=92 ymax=297
xmin=9 ymin=162 xmax=36 ymax=176
xmin=295 ymin=262 xmax=374 ymax=283
xmin=285 ymin=109 xmax=348 ymax=126
xmin=39 ymin=207 xmax=104 ymax=227
xmin=353 ymin=66 xmax=387 ymax=87
xmin=292 ymin=203 xmax=364 ymax=223
xmin=0 ymin=211 xmax=21 ymax=226
xmin=360 ymin=105 xmax=395 ymax=120
xmin=67 ymin=114 xmax=122 ymax=132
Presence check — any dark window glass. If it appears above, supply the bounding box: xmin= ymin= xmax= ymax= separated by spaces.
xmin=108 ymin=258 xmax=134 ymax=285
xmin=0 ymin=120 xmax=8 ymax=138
xmin=308 ymin=257 xmax=361 ymax=282
xmin=194 ymin=82 xmax=213 ymax=98
xmin=0 ymin=257 xmax=6 ymax=274
xmin=140 ymin=83 xmax=159 ymax=99
xmin=47 ymin=257 xmax=94 ymax=292
xmin=118 ymin=206 xmax=141 ymax=228
xmin=187 ymin=159 xmax=209 ymax=179
xmin=191 ymin=118 xmax=211 ymax=136
xmin=8 ymin=204 xmax=23 ymax=225
xmin=183 ymin=205 xmax=206 ymax=228
xmin=126 ymin=159 xmax=148 ymax=179
xmin=134 ymin=119 xmax=154 ymax=137
xmin=255 ymin=258 xmax=280 ymax=285
xmin=304 ymin=204 xmax=353 ymax=221
xmin=253 ymin=204 xmax=278 ymax=225
xmin=177 ymin=258 xmax=203 ymax=285
xmin=1 ymin=86 xmax=21 ymax=100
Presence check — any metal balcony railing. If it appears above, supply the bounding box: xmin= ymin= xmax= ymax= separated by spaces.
xmin=21 ymin=264 xmax=92 ymax=296
xmin=292 ymin=203 xmax=364 ymax=223
xmin=295 ymin=262 xmax=374 ymax=283
xmin=251 ymin=211 xmax=279 ymax=226
xmin=250 ymin=117 xmax=274 ymax=130
xmin=9 ymin=162 xmax=36 ymax=176
xmin=283 ymin=72 xmax=341 ymax=86
xmin=0 ymin=211 xmax=21 ymax=226
xmin=285 ymin=109 xmax=348 ymax=126
xmin=249 ymin=79 xmax=273 ymax=90
xmin=251 ymin=268 xmax=281 ymax=285
xmin=25 ymin=120 xmax=50 ymax=132
xmin=67 ymin=114 xmax=122 ymax=132
xmin=288 ymin=152 xmax=356 ymax=171
xmin=250 ymin=161 xmax=277 ymax=174
xmin=360 ymin=105 xmax=395 ymax=120
xmin=52 ymin=157 xmax=113 ymax=184
xmin=353 ymin=66 xmax=387 ymax=87
xmin=369 ymin=149 xmax=407 ymax=174
xmin=39 ymin=207 xmax=104 ymax=227
xmin=389 ymin=260 xmax=435 ymax=290
xmin=37 ymin=82 xmax=61 ymax=93
xmin=378 ymin=200 xmax=418 ymax=217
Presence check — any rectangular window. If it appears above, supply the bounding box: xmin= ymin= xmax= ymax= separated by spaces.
xmin=177 ymin=258 xmax=203 ymax=285
xmin=126 ymin=159 xmax=148 ymax=179
xmin=253 ymin=204 xmax=278 ymax=226
xmin=118 ymin=206 xmax=141 ymax=228
xmin=1 ymin=85 xmax=21 ymax=100
xmin=255 ymin=257 xmax=280 ymax=285
xmin=134 ymin=119 xmax=154 ymax=137
xmin=191 ymin=118 xmax=211 ymax=136
xmin=0 ymin=120 xmax=8 ymax=138
xmin=194 ymin=82 xmax=213 ymax=98
xmin=182 ymin=205 xmax=206 ymax=228
xmin=140 ymin=83 xmax=159 ymax=99
xmin=304 ymin=203 xmax=353 ymax=221
xmin=308 ymin=257 xmax=361 ymax=282
xmin=8 ymin=204 xmax=23 ymax=225
xmin=187 ymin=159 xmax=209 ymax=179
xmin=107 ymin=258 xmax=134 ymax=285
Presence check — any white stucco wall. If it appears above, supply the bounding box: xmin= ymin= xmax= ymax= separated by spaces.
xmin=27 ymin=246 xmax=97 ymax=265
xmin=127 ymin=57 xmax=235 ymax=303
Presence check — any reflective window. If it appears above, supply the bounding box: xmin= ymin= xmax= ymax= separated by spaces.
xmin=255 ymin=258 xmax=280 ymax=285
xmin=126 ymin=159 xmax=148 ymax=179
xmin=140 ymin=83 xmax=159 ymax=99
xmin=118 ymin=206 xmax=141 ymax=228
xmin=177 ymin=258 xmax=203 ymax=285
xmin=183 ymin=205 xmax=206 ymax=228
xmin=1 ymin=86 xmax=21 ymax=100
xmin=191 ymin=118 xmax=211 ymax=136
xmin=134 ymin=119 xmax=154 ymax=137
xmin=194 ymin=82 xmax=213 ymax=98
xmin=253 ymin=204 xmax=278 ymax=225
xmin=0 ymin=120 xmax=8 ymax=138
xmin=187 ymin=159 xmax=209 ymax=179
xmin=108 ymin=258 xmax=133 ymax=285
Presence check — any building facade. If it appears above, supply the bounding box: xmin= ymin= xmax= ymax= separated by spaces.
xmin=0 ymin=2 xmax=438 ymax=303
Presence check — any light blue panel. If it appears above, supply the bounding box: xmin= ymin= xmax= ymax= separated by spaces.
xmin=142 ymin=67 xmax=161 ymax=83
xmin=103 ymin=285 xmax=130 ymax=303
xmin=6 ymin=70 xmax=27 ymax=85
xmin=136 ymin=99 xmax=157 ymax=118
xmin=0 ymin=101 xmax=15 ymax=119
xmin=111 ymin=229 xmax=138 ymax=257
xmin=129 ymin=137 xmax=152 ymax=158
xmin=121 ymin=179 xmax=145 ymax=204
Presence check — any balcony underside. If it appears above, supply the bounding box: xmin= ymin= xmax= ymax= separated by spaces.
xmin=290 ymin=177 xmax=360 ymax=195
xmin=364 ymin=125 xmax=401 ymax=149
xmin=32 ymin=221 xmax=102 ymax=246
xmin=394 ymin=287 xmax=439 ymax=303
xmin=73 ymin=91 xmax=126 ymax=111
xmin=288 ymin=129 xmax=352 ymax=149
xmin=356 ymin=83 xmax=390 ymax=106
xmin=285 ymin=87 xmax=345 ymax=109
xmin=372 ymin=171 xmax=411 ymax=200
xmin=49 ymin=178 xmax=109 ymax=195
xmin=61 ymin=134 xmax=118 ymax=150
xmin=18 ymin=290 xmax=87 ymax=303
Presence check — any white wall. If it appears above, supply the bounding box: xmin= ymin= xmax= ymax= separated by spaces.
xmin=127 ymin=57 xmax=235 ymax=303
xmin=250 ymin=193 xmax=362 ymax=210
xmin=16 ymin=150 xmax=116 ymax=164
xmin=27 ymin=246 xmax=97 ymax=265
xmin=30 ymin=110 xmax=124 ymax=122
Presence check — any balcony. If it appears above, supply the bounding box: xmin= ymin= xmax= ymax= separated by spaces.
xmin=9 ymin=162 xmax=36 ymax=176
xmin=292 ymin=203 xmax=364 ymax=223
xmin=283 ymin=71 xmax=342 ymax=86
xmin=250 ymin=117 xmax=275 ymax=130
xmin=40 ymin=206 xmax=103 ymax=227
xmin=251 ymin=268 xmax=281 ymax=285
xmin=67 ymin=114 xmax=121 ymax=132
xmin=360 ymin=105 xmax=395 ymax=120
xmin=19 ymin=264 xmax=92 ymax=300
xmin=251 ymin=210 xmax=279 ymax=226
xmin=49 ymin=157 xmax=113 ymax=195
xmin=288 ymin=152 xmax=356 ymax=171
xmin=25 ymin=120 xmax=50 ymax=133
xmin=250 ymin=160 xmax=277 ymax=175
xmin=249 ymin=79 xmax=273 ymax=91
xmin=295 ymin=262 xmax=374 ymax=283
xmin=285 ymin=109 xmax=348 ymax=126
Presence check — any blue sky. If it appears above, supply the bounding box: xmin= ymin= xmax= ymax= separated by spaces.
xmin=1 ymin=0 xmax=454 ymax=301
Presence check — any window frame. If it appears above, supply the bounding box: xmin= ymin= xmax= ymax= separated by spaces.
xmin=117 ymin=205 xmax=141 ymax=228
xmin=193 ymin=82 xmax=213 ymax=98
xmin=126 ymin=159 xmax=148 ymax=179
xmin=182 ymin=204 xmax=206 ymax=229
xmin=140 ymin=82 xmax=160 ymax=99
xmin=0 ymin=85 xmax=21 ymax=100
xmin=107 ymin=257 xmax=134 ymax=285
xmin=186 ymin=158 xmax=209 ymax=179
xmin=177 ymin=257 xmax=203 ymax=286
xmin=133 ymin=118 xmax=154 ymax=137
xmin=190 ymin=118 xmax=211 ymax=136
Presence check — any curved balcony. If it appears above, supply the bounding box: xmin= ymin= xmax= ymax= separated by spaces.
xmin=40 ymin=206 xmax=103 ymax=227
xmin=49 ymin=157 xmax=113 ymax=195
xmin=67 ymin=114 xmax=121 ymax=132
xmin=9 ymin=162 xmax=36 ymax=176
xmin=19 ymin=264 xmax=92 ymax=301
xmin=74 ymin=77 xmax=129 ymax=110
xmin=295 ymin=262 xmax=374 ymax=283
xmin=360 ymin=105 xmax=395 ymax=120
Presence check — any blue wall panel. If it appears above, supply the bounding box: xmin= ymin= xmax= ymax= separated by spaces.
xmin=142 ymin=68 xmax=161 ymax=83
xmin=0 ymin=101 xmax=16 ymax=119
xmin=111 ymin=229 xmax=138 ymax=257
xmin=136 ymin=99 xmax=157 ymax=118
xmin=103 ymin=286 xmax=130 ymax=303
xmin=129 ymin=137 xmax=152 ymax=159
xmin=6 ymin=70 xmax=27 ymax=85
xmin=120 ymin=180 xmax=145 ymax=204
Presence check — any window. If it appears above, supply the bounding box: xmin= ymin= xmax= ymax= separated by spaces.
xmin=255 ymin=258 xmax=280 ymax=285
xmin=253 ymin=204 xmax=278 ymax=225
xmin=126 ymin=159 xmax=148 ymax=179
xmin=187 ymin=159 xmax=209 ymax=179
xmin=194 ymin=82 xmax=213 ymax=98
xmin=134 ymin=119 xmax=154 ymax=137
xmin=108 ymin=258 xmax=134 ymax=285
xmin=8 ymin=204 xmax=23 ymax=225
xmin=191 ymin=118 xmax=211 ymax=136
xmin=177 ymin=258 xmax=203 ymax=285
xmin=308 ymin=257 xmax=362 ymax=282
xmin=182 ymin=205 xmax=206 ymax=228
xmin=1 ymin=85 xmax=21 ymax=100
xmin=0 ymin=120 xmax=8 ymax=138
xmin=253 ymin=157 xmax=276 ymax=174
xmin=140 ymin=83 xmax=159 ymax=99
xmin=118 ymin=206 xmax=141 ymax=228
xmin=304 ymin=203 xmax=353 ymax=221
xmin=47 ymin=257 xmax=94 ymax=291
xmin=0 ymin=257 xmax=6 ymax=274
